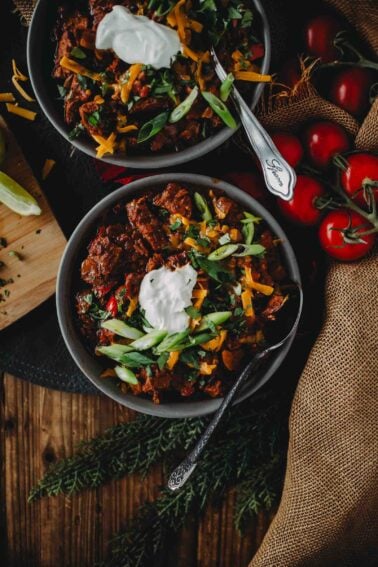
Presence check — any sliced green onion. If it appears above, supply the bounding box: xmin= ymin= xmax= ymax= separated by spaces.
xmin=96 ymin=343 xmax=134 ymax=361
xmin=233 ymin=244 xmax=266 ymax=257
xmin=129 ymin=329 xmax=168 ymax=351
xmin=218 ymin=233 xmax=231 ymax=245
xmin=201 ymin=91 xmax=237 ymax=129
xmin=207 ymin=243 xmax=239 ymax=261
xmin=169 ymin=86 xmax=198 ymax=123
xmin=196 ymin=311 xmax=232 ymax=332
xmin=114 ymin=365 xmax=139 ymax=385
xmin=119 ymin=352 xmax=155 ymax=368
xmin=220 ymin=73 xmax=234 ymax=102
xmin=101 ymin=319 xmax=144 ymax=340
xmin=194 ymin=192 xmax=213 ymax=221
xmin=137 ymin=111 xmax=169 ymax=143
xmin=155 ymin=330 xmax=190 ymax=353
xmin=173 ymin=332 xmax=217 ymax=351
xmin=242 ymin=221 xmax=254 ymax=245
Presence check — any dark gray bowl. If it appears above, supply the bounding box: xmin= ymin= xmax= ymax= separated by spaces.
xmin=56 ymin=174 xmax=301 ymax=417
xmin=27 ymin=0 xmax=271 ymax=169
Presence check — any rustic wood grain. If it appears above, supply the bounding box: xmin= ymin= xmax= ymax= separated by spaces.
xmin=0 ymin=373 xmax=272 ymax=567
xmin=0 ymin=117 xmax=66 ymax=330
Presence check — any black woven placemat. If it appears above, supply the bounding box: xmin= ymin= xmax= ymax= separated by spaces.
xmin=0 ymin=0 xmax=306 ymax=393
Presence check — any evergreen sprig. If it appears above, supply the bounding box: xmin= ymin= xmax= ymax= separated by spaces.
xmin=29 ymin=414 xmax=206 ymax=500
xmin=103 ymin=397 xmax=286 ymax=567
xmin=29 ymin=394 xmax=288 ymax=567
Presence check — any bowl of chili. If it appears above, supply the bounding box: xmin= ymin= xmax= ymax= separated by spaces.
xmin=27 ymin=0 xmax=271 ymax=169
xmin=56 ymin=173 xmax=301 ymax=417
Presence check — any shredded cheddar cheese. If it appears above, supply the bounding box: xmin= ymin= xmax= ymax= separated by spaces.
xmin=60 ymin=56 xmax=102 ymax=81
xmin=244 ymin=266 xmax=274 ymax=296
xmin=0 ymin=92 xmax=15 ymax=102
xmin=120 ymin=64 xmax=143 ymax=104
xmin=192 ymin=288 xmax=207 ymax=310
xmin=41 ymin=159 xmax=56 ymax=180
xmin=182 ymin=45 xmax=203 ymax=62
xmin=116 ymin=124 xmax=138 ymax=134
xmin=126 ymin=296 xmax=138 ymax=317
xmin=12 ymin=59 xmax=28 ymax=81
xmin=234 ymin=71 xmax=272 ymax=82
xmin=92 ymin=132 xmax=117 ymax=158
xmin=6 ymin=103 xmax=36 ymax=121
xmin=167 ymin=351 xmax=180 ymax=370
xmin=201 ymin=330 xmax=228 ymax=352
xmin=199 ymin=362 xmax=217 ymax=375
xmin=241 ymin=289 xmax=254 ymax=318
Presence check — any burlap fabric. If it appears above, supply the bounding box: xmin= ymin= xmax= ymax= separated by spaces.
xmin=249 ymin=2 xmax=378 ymax=565
xmin=11 ymin=0 xmax=378 ymax=565
xmin=327 ymin=0 xmax=378 ymax=54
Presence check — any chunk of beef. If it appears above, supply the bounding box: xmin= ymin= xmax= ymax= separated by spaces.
xmin=79 ymin=101 xmax=115 ymax=137
xmin=124 ymin=272 xmax=143 ymax=298
xmin=153 ymin=183 xmax=192 ymax=218
xmin=261 ymin=293 xmax=287 ymax=321
xmin=75 ymin=290 xmax=97 ymax=342
xmin=53 ymin=10 xmax=89 ymax=79
xmin=149 ymin=124 xmax=178 ymax=152
xmin=212 ymin=195 xmax=242 ymax=223
xmin=165 ymin=252 xmax=189 ymax=270
xmin=64 ymin=75 xmax=91 ymax=124
xmin=126 ymin=197 xmax=167 ymax=251
xmin=179 ymin=120 xmax=201 ymax=144
xmin=53 ymin=31 xmax=73 ymax=79
xmin=128 ymin=96 xmax=172 ymax=116
xmin=81 ymin=230 xmax=125 ymax=285
xmin=146 ymin=253 xmax=164 ymax=272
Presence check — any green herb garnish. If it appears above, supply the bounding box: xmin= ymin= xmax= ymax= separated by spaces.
xmin=137 ymin=111 xmax=169 ymax=143
xmin=201 ymin=91 xmax=237 ymax=129
xmin=71 ymin=47 xmax=86 ymax=59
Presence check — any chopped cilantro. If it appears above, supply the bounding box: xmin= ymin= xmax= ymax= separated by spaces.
xmin=68 ymin=123 xmax=84 ymax=140
xmin=71 ymin=47 xmax=86 ymax=60
xmin=185 ymin=305 xmax=201 ymax=319
xmin=170 ymin=219 xmax=182 ymax=231
xmin=88 ymin=110 xmax=101 ymax=126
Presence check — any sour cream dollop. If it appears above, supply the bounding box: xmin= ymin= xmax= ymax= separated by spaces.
xmin=139 ymin=264 xmax=198 ymax=333
xmin=95 ymin=5 xmax=182 ymax=69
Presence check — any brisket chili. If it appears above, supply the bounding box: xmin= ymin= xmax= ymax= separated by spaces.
xmin=75 ymin=183 xmax=289 ymax=404
xmin=52 ymin=0 xmax=267 ymax=158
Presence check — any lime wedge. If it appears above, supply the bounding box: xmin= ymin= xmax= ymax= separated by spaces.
xmin=0 ymin=171 xmax=42 ymax=216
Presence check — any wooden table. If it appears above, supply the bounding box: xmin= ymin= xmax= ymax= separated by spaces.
xmin=0 ymin=372 xmax=273 ymax=567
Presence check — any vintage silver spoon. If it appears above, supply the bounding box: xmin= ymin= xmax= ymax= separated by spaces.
xmin=168 ymin=285 xmax=303 ymax=492
xmin=211 ymin=48 xmax=296 ymax=202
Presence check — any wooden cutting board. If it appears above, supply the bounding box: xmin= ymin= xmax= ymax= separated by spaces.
xmin=0 ymin=116 xmax=67 ymax=331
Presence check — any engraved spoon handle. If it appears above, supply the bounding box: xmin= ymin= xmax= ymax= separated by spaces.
xmin=167 ymin=353 xmax=266 ymax=491
xmin=231 ymin=88 xmax=296 ymax=201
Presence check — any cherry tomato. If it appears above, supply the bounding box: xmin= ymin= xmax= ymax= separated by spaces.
xmin=271 ymin=132 xmax=304 ymax=169
xmin=340 ymin=152 xmax=378 ymax=206
xmin=106 ymin=295 xmax=118 ymax=317
xmin=319 ymin=209 xmax=375 ymax=261
xmin=278 ymin=175 xmax=326 ymax=226
xmin=305 ymin=14 xmax=343 ymax=62
xmin=304 ymin=121 xmax=350 ymax=170
xmin=329 ymin=68 xmax=375 ymax=118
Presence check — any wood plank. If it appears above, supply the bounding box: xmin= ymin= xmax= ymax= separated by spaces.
xmin=0 ymin=116 xmax=67 ymax=330
xmin=0 ymin=373 xmax=272 ymax=566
